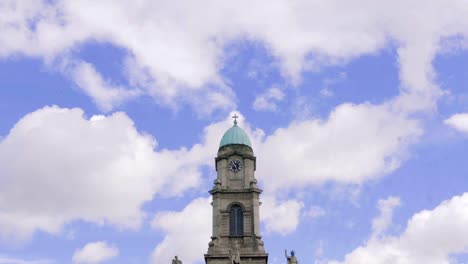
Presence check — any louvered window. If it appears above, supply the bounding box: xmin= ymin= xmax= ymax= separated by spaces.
xmin=229 ymin=204 xmax=243 ymax=236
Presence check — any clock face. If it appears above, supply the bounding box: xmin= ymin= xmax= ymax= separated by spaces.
xmin=229 ymin=160 xmax=242 ymax=172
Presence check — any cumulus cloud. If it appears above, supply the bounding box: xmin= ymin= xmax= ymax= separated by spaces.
xmin=0 ymin=106 xmax=223 ymax=242
xmin=444 ymin=113 xmax=468 ymax=134
xmin=72 ymin=241 xmax=118 ymax=264
xmin=0 ymin=106 xmax=157 ymax=241
xmin=329 ymin=193 xmax=468 ymax=264
xmin=150 ymin=197 xmax=212 ymax=264
xmin=2 ymin=0 xmax=468 ymax=112
xmin=261 ymin=196 xmax=304 ymax=235
xmin=253 ymin=87 xmax=285 ymax=112
xmin=256 ymin=102 xmax=423 ymax=192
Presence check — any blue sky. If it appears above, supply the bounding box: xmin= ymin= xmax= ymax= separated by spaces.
xmin=1 ymin=1 xmax=468 ymax=264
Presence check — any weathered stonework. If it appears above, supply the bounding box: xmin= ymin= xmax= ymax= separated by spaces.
xmin=205 ymin=144 xmax=268 ymax=264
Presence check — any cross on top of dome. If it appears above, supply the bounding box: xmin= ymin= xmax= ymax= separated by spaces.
xmin=232 ymin=114 xmax=239 ymax=125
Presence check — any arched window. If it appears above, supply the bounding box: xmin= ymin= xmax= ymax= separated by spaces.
xmin=229 ymin=204 xmax=243 ymax=236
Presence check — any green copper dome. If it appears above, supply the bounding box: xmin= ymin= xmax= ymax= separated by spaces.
xmin=219 ymin=124 xmax=252 ymax=149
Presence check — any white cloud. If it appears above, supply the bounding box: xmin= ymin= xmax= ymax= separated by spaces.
xmin=0 ymin=106 xmax=221 ymax=242
xmin=253 ymin=87 xmax=285 ymax=112
xmin=2 ymin=0 xmax=468 ymax=112
xmin=0 ymin=106 xmax=157 ymax=241
xmin=72 ymin=241 xmax=118 ymax=264
xmin=69 ymin=61 xmax=141 ymax=112
xmin=261 ymin=196 xmax=304 ymax=235
xmin=444 ymin=113 xmax=468 ymax=134
xmin=150 ymin=197 xmax=212 ymax=264
xmin=256 ymin=102 xmax=423 ymax=192
xmin=371 ymin=196 xmax=401 ymax=239
xmin=329 ymin=193 xmax=468 ymax=264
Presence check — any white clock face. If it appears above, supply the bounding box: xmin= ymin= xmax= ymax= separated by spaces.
xmin=229 ymin=160 xmax=242 ymax=172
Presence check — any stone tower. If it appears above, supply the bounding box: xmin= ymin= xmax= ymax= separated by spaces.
xmin=205 ymin=116 xmax=268 ymax=264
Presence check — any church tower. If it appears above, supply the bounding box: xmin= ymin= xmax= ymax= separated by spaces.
xmin=205 ymin=115 xmax=268 ymax=264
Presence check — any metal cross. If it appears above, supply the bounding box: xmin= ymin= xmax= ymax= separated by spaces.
xmin=232 ymin=114 xmax=239 ymax=125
